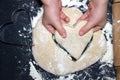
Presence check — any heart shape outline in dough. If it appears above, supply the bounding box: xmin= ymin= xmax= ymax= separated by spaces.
xmin=54 ymin=19 xmax=93 ymax=60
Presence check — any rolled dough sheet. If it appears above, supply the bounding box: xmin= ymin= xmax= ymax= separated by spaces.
xmin=32 ymin=7 xmax=106 ymax=75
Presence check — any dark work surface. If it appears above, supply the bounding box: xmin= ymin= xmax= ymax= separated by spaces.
xmin=0 ymin=0 xmax=116 ymax=80
xmin=0 ymin=0 xmax=42 ymax=80
xmin=0 ymin=1 xmax=19 ymax=80
xmin=0 ymin=0 xmax=18 ymax=25
xmin=0 ymin=0 xmax=42 ymax=25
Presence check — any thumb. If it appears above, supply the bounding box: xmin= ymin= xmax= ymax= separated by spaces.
xmin=53 ymin=20 xmax=67 ymax=38
xmin=78 ymin=10 xmax=89 ymax=21
xmin=79 ymin=21 xmax=94 ymax=36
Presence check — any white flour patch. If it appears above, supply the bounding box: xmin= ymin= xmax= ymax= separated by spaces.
xmin=62 ymin=0 xmax=88 ymax=10
xmin=31 ymin=8 xmax=43 ymax=28
xmin=56 ymin=74 xmax=75 ymax=80
xmin=29 ymin=62 xmax=42 ymax=80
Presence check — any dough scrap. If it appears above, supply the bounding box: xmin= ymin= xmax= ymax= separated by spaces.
xmin=32 ymin=8 xmax=106 ymax=75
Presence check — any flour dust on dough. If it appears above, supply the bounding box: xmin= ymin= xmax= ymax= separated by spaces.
xmin=32 ymin=8 xmax=106 ymax=75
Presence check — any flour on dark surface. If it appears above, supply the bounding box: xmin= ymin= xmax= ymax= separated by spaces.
xmin=29 ymin=0 xmax=116 ymax=80
xmin=0 ymin=0 xmax=116 ymax=80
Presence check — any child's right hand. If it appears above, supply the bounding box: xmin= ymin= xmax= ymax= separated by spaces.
xmin=41 ymin=0 xmax=69 ymax=38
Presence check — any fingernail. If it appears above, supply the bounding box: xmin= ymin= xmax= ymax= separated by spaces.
xmin=62 ymin=33 xmax=66 ymax=38
xmin=66 ymin=18 xmax=69 ymax=22
xmin=79 ymin=31 xmax=84 ymax=36
xmin=49 ymin=28 xmax=55 ymax=34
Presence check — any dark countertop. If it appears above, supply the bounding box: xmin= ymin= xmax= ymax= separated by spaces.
xmin=0 ymin=0 xmax=116 ymax=80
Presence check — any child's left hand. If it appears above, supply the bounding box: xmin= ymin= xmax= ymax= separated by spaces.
xmin=78 ymin=0 xmax=108 ymax=36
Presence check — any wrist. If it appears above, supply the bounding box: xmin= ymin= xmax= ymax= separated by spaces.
xmin=41 ymin=0 xmax=51 ymax=6
xmin=91 ymin=0 xmax=108 ymax=6
xmin=41 ymin=0 xmax=58 ymax=7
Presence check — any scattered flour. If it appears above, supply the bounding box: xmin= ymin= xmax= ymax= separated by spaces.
xmin=31 ymin=8 xmax=43 ymax=28
xmin=29 ymin=62 xmax=42 ymax=80
xmin=29 ymin=0 xmax=113 ymax=79
xmin=100 ymin=22 xmax=113 ymax=64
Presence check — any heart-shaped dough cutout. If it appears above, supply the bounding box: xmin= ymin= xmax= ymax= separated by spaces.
xmin=54 ymin=8 xmax=93 ymax=60
xmin=55 ymin=21 xmax=93 ymax=59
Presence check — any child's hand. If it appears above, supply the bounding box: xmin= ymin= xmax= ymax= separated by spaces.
xmin=78 ymin=0 xmax=108 ymax=36
xmin=42 ymin=0 xmax=69 ymax=38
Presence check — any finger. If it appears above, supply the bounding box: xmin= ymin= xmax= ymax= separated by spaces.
xmin=53 ymin=21 xmax=67 ymax=38
xmin=78 ymin=10 xmax=89 ymax=21
xmin=79 ymin=22 xmax=94 ymax=36
xmin=44 ymin=24 xmax=55 ymax=34
xmin=93 ymin=26 xmax=102 ymax=32
xmin=60 ymin=11 xmax=70 ymax=22
xmin=61 ymin=19 xmax=66 ymax=24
